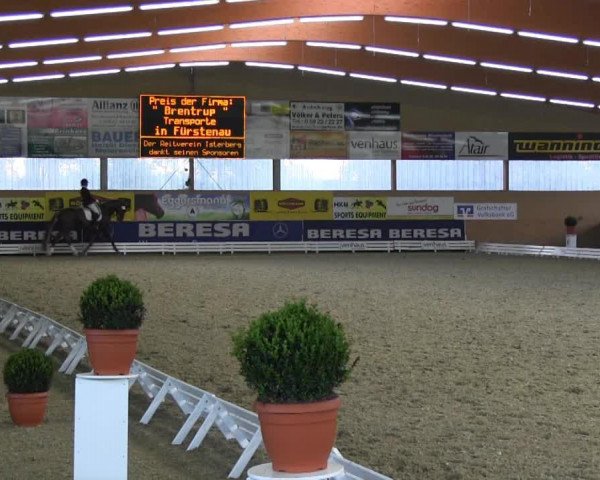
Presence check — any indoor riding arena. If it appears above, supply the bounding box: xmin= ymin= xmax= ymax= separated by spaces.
xmin=1 ymin=1 xmax=600 ymax=480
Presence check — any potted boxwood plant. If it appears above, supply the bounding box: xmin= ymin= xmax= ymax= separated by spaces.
xmin=564 ymin=215 xmax=578 ymax=234
xmin=3 ymin=348 xmax=54 ymax=427
xmin=232 ymin=299 xmax=355 ymax=473
xmin=79 ymin=274 xmax=145 ymax=375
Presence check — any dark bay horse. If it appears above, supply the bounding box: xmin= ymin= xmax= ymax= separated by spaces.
xmin=43 ymin=198 xmax=130 ymax=256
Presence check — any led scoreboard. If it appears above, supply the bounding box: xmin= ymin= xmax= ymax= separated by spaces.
xmin=139 ymin=94 xmax=245 ymax=158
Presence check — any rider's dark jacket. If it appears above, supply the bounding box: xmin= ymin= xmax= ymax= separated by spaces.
xmin=80 ymin=186 xmax=94 ymax=206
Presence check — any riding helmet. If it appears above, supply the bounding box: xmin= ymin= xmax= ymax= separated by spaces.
xmin=80 ymin=178 xmax=88 ymax=187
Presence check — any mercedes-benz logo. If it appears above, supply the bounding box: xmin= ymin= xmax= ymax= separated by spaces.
xmin=272 ymin=222 xmax=289 ymax=239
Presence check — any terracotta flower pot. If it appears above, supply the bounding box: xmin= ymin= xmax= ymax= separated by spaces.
xmin=84 ymin=329 xmax=139 ymax=375
xmin=7 ymin=392 xmax=49 ymax=427
xmin=255 ymin=396 xmax=341 ymax=473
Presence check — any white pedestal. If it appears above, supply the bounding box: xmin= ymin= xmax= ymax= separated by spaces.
xmin=566 ymin=234 xmax=577 ymax=248
xmin=247 ymin=461 xmax=344 ymax=480
xmin=73 ymin=373 xmax=136 ymax=480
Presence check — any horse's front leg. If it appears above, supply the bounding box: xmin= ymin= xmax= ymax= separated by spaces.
xmin=109 ymin=230 xmax=121 ymax=254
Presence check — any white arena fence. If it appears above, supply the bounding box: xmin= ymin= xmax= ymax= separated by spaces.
xmin=0 ymin=240 xmax=475 ymax=255
xmin=0 ymin=298 xmax=393 ymax=480
xmin=477 ymin=243 xmax=600 ymax=261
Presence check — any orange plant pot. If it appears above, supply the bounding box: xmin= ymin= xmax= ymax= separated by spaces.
xmin=255 ymin=396 xmax=341 ymax=473
xmin=84 ymin=329 xmax=139 ymax=375
xmin=7 ymin=392 xmax=49 ymax=427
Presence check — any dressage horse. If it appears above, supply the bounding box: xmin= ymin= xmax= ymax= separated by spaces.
xmin=43 ymin=198 xmax=129 ymax=256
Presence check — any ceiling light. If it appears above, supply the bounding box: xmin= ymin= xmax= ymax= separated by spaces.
xmin=85 ymin=32 xmax=152 ymax=42
xmin=593 ymin=77 xmax=600 ymax=83
xmin=0 ymin=61 xmax=38 ymax=69
xmin=139 ymin=1 xmax=218 ymax=10
xmin=451 ymin=86 xmax=497 ymax=96
xmin=385 ymin=16 xmax=447 ymax=26
xmin=158 ymin=25 xmax=223 ymax=35
xmin=69 ymin=69 xmax=121 ymax=77
xmin=298 ymin=65 xmax=346 ymax=76
xmin=350 ymin=72 xmax=396 ymax=83
xmin=180 ymin=61 xmax=229 ymax=67
xmin=300 ymin=16 xmax=364 ymax=23
xmin=0 ymin=13 xmax=44 ymax=22
xmin=423 ymin=54 xmax=476 ymax=65
xmin=245 ymin=61 xmax=294 ymax=69
xmin=536 ymin=69 xmax=588 ymax=80
xmin=306 ymin=41 xmax=361 ymax=50
xmin=549 ymin=98 xmax=595 ymax=108
xmin=401 ymin=79 xmax=447 ymax=89
xmin=583 ymin=39 xmax=600 ymax=47
xmin=51 ymin=6 xmax=133 ymax=17
xmin=9 ymin=38 xmax=79 ymax=48
xmin=480 ymin=61 xmax=532 ymax=73
xmin=107 ymin=49 xmax=164 ymax=59
xmin=231 ymin=41 xmax=287 ymax=48
xmin=170 ymin=43 xmax=226 ymax=53
xmin=451 ymin=22 xmax=513 ymax=35
xmin=125 ymin=64 xmax=176 ymax=72
xmin=518 ymin=31 xmax=579 ymax=44
xmin=44 ymin=56 xmax=102 ymax=65
xmin=0 ymin=79 xmax=8 ymax=84
xmin=500 ymin=92 xmax=546 ymax=102
xmin=13 ymin=74 xmax=66 ymax=83
xmin=230 ymin=18 xmax=294 ymax=29
xmin=365 ymin=46 xmax=419 ymax=57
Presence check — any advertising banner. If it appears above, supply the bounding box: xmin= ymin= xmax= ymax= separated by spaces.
xmin=0 ymin=221 xmax=305 ymax=244
xmin=247 ymin=100 xmax=290 ymax=117
xmin=509 ymin=132 xmax=600 ymax=160
xmin=333 ymin=197 xmax=387 ymax=220
xmin=46 ymin=191 xmax=135 ymax=221
xmin=401 ymin=132 xmax=455 ymax=160
xmin=27 ymin=98 xmax=88 ymax=157
xmin=454 ymin=132 xmax=508 ymax=160
xmin=134 ymin=192 xmax=250 ymax=221
xmin=290 ymin=131 xmax=347 ymax=158
xmin=387 ymin=197 xmax=454 ymax=219
xmin=455 ymin=203 xmax=517 ymax=220
xmin=1 ymin=220 xmax=466 ymax=244
xmin=250 ymin=192 xmax=333 ymax=220
xmin=0 ymin=222 xmax=49 ymax=243
xmin=0 ymin=196 xmax=47 ymax=222
xmin=344 ymin=103 xmax=400 ymax=131
xmin=129 ymin=221 xmax=303 ymax=242
xmin=89 ymin=98 xmax=139 ymax=157
xmin=0 ymin=98 xmax=28 ymax=157
xmin=347 ymin=131 xmax=401 ymax=159
xmin=304 ymin=220 xmax=465 ymax=241
xmin=290 ymin=102 xmax=345 ymax=131
xmin=245 ymin=115 xmax=290 ymax=159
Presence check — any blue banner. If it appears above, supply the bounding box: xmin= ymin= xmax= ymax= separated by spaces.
xmin=119 ymin=221 xmax=303 ymax=242
xmin=303 ymin=220 xmax=465 ymax=241
xmin=0 ymin=220 xmax=464 ymax=244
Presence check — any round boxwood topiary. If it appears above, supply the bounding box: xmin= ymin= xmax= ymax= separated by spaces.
xmin=3 ymin=348 xmax=54 ymax=394
xmin=564 ymin=216 xmax=578 ymax=227
xmin=232 ymin=299 xmax=355 ymax=403
xmin=79 ymin=274 xmax=145 ymax=330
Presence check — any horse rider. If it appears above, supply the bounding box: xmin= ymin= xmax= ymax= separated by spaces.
xmin=80 ymin=178 xmax=101 ymax=223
